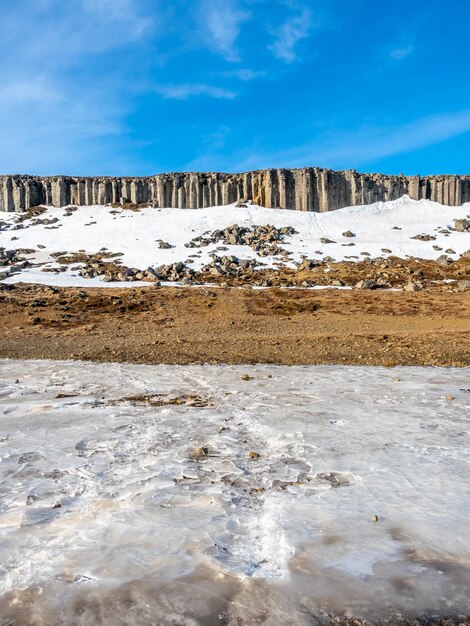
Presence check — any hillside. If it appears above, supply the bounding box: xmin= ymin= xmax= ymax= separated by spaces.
xmin=1 ymin=196 xmax=469 ymax=288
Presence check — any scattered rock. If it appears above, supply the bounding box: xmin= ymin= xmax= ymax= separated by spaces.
xmin=247 ymin=451 xmax=260 ymax=460
xmin=454 ymin=218 xmax=470 ymax=232
xmin=404 ymin=282 xmax=422 ymax=292
xmin=456 ymin=280 xmax=470 ymax=291
xmin=436 ymin=254 xmax=454 ymax=266
xmin=297 ymin=258 xmax=322 ymax=270
xmin=185 ymin=224 xmax=297 ymax=260
xmin=342 ymin=230 xmax=356 ymax=238
xmin=410 ymin=234 xmax=436 ymax=241
xmin=202 ymin=255 xmax=257 ymax=279
xmin=189 ymin=446 xmax=210 ymax=460
xmin=355 ymin=279 xmax=377 ymax=290
xmin=156 ymin=240 xmax=174 ymax=249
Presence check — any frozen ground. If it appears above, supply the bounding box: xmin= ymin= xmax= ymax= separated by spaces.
xmin=0 ymin=196 xmax=469 ymax=287
xmin=0 ymin=359 xmax=469 ymax=623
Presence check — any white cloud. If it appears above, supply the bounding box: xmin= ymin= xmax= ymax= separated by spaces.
xmin=79 ymin=0 xmax=152 ymax=41
xmin=0 ymin=80 xmax=61 ymax=106
xmin=231 ymin=110 xmax=470 ymax=171
xmin=269 ymin=7 xmax=311 ymax=63
xmin=197 ymin=0 xmax=250 ymax=62
xmin=155 ymin=83 xmax=237 ymax=100
xmin=222 ymin=68 xmax=267 ymax=81
xmin=390 ymin=45 xmax=413 ymax=61
xmin=0 ymin=1 xmax=154 ymax=175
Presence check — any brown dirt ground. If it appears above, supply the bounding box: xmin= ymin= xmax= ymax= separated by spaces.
xmin=0 ymin=283 xmax=469 ymax=366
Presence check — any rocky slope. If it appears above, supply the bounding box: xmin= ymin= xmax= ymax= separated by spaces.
xmin=1 ymin=168 xmax=469 ymax=212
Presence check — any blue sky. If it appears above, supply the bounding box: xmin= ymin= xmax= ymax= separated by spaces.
xmin=0 ymin=0 xmax=469 ymax=176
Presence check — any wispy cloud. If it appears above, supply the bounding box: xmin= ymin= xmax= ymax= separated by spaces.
xmin=197 ymin=0 xmax=250 ymax=62
xmin=79 ymin=0 xmax=152 ymax=40
xmin=221 ymin=68 xmax=267 ymax=81
xmin=390 ymin=44 xmax=413 ymax=61
xmin=0 ymin=0 xmax=154 ymax=175
xmin=155 ymin=83 xmax=237 ymax=100
xmin=269 ymin=7 xmax=311 ymax=63
xmin=231 ymin=110 xmax=470 ymax=171
xmin=6 ymin=0 xmax=153 ymax=69
xmin=0 ymin=80 xmax=61 ymax=106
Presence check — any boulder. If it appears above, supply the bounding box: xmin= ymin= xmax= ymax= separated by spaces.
xmin=354 ymin=279 xmax=377 ymax=290
xmin=404 ymin=282 xmax=422 ymax=292
xmin=454 ymin=218 xmax=470 ymax=232
xmin=436 ymin=254 xmax=454 ymax=265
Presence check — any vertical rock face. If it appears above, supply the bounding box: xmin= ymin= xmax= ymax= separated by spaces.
xmin=0 ymin=168 xmax=469 ymax=213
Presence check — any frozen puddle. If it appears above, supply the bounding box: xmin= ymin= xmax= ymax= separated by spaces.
xmin=0 ymin=360 xmax=469 ymax=624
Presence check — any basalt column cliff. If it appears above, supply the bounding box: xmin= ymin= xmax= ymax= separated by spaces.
xmin=1 ymin=168 xmax=469 ymax=213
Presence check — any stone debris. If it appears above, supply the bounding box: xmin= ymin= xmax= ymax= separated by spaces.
xmin=0 ymin=247 xmax=30 ymax=277
xmin=153 ymin=261 xmax=195 ymax=283
xmin=404 ymin=282 xmax=422 ymax=292
xmin=189 ymin=446 xmax=210 ymax=460
xmin=410 ymin=234 xmax=437 ymax=241
xmin=0 ymin=248 xmax=24 ymax=266
xmin=61 ymin=252 xmax=193 ymax=284
xmin=453 ymin=218 xmax=470 ymax=232
xmin=156 ymin=240 xmax=174 ymax=249
xmin=35 ymin=251 xmax=470 ymax=291
xmin=354 ymin=279 xmax=378 ymax=290
xmin=202 ymin=255 xmax=258 ymax=279
xmin=296 ymin=258 xmax=323 ymax=270
xmin=436 ymin=254 xmax=454 ymax=266
xmin=354 ymin=278 xmax=390 ymax=290
xmin=185 ymin=224 xmax=297 ymax=260
xmin=342 ymin=230 xmax=356 ymax=237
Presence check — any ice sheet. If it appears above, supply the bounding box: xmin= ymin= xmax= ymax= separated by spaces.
xmin=0 ymin=360 xmax=469 ymax=623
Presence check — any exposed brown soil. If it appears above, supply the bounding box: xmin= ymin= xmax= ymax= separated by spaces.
xmin=0 ymin=282 xmax=469 ymax=366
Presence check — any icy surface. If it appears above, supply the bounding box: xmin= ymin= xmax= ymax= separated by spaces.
xmin=0 ymin=360 xmax=469 ymax=622
xmin=1 ymin=196 xmax=469 ymax=287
